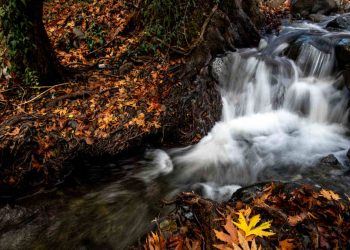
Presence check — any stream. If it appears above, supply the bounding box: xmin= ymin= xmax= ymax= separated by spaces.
xmin=2 ymin=15 xmax=350 ymax=250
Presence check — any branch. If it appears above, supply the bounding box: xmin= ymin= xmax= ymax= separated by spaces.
xmin=170 ymin=4 xmax=218 ymax=56
xmin=19 ymin=82 xmax=71 ymax=106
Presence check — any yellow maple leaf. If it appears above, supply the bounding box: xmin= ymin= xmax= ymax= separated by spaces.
xmin=233 ymin=212 xmax=275 ymax=238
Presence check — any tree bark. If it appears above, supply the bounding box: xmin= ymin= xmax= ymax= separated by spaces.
xmin=1 ymin=0 xmax=62 ymax=84
xmin=26 ymin=0 xmax=63 ymax=83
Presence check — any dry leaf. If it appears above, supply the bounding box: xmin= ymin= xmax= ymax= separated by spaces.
xmin=214 ymin=215 xmax=239 ymax=247
xmin=6 ymin=127 xmax=21 ymax=136
xmin=144 ymin=232 xmax=166 ymax=250
xmin=233 ymin=212 xmax=275 ymax=238
xmin=287 ymin=213 xmax=307 ymax=226
xmin=320 ymin=189 xmax=341 ymax=201
xmin=279 ymin=239 xmax=295 ymax=250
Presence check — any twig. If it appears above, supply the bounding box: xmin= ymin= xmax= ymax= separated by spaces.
xmin=19 ymin=83 xmax=71 ymax=106
xmin=45 ymin=90 xmax=92 ymax=107
xmin=0 ymin=88 xmax=14 ymax=93
xmin=170 ymin=4 xmax=218 ymax=56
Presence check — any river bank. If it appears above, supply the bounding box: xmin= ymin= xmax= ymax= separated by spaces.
xmin=1 ymin=1 xmax=350 ymax=249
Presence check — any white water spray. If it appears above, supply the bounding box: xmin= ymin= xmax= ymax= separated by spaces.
xmin=173 ymin=24 xmax=350 ymax=187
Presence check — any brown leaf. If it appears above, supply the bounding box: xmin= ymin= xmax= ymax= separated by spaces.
xmin=85 ymin=137 xmax=94 ymax=145
xmin=168 ymin=236 xmax=184 ymax=250
xmin=144 ymin=232 xmax=166 ymax=250
xmin=288 ymin=213 xmax=307 ymax=226
xmin=213 ymin=244 xmax=233 ymax=250
xmin=279 ymin=239 xmax=295 ymax=250
xmin=6 ymin=127 xmax=21 ymax=136
xmin=214 ymin=230 xmax=236 ymax=245
xmin=237 ymin=230 xmax=249 ymax=250
xmin=224 ymin=215 xmax=239 ymax=243
xmin=185 ymin=238 xmax=201 ymax=250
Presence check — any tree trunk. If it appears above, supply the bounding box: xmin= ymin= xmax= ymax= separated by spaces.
xmin=27 ymin=0 xmax=62 ymax=83
xmin=1 ymin=0 xmax=62 ymax=84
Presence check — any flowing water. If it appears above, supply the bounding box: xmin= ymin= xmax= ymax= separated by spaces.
xmin=2 ymin=17 xmax=350 ymax=249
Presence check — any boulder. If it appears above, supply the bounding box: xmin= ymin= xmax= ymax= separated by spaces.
xmin=335 ymin=38 xmax=350 ymax=67
xmin=291 ymin=0 xmax=338 ymax=15
xmin=291 ymin=0 xmax=315 ymax=15
xmin=326 ymin=14 xmax=350 ymax=31
xmin=312 ymin=0 xmax=338 ymax=14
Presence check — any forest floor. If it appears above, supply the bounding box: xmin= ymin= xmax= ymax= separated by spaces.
xmin=0 ymin=0 xmax=180 ymax=195
xmin=0 ymin=0 xmax=289 ymax=196
xmin=1 ymin=0 xmax=350 ymax=249
xmin=142 ymin=182 xmax=350 ymax=249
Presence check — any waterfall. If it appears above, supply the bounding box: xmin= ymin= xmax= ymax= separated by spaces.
xmin=172 ymin=22 xmax=350 ymax=189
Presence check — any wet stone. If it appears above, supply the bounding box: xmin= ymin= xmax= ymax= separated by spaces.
xmin=326 ymin=14 xmax=350 ymax=31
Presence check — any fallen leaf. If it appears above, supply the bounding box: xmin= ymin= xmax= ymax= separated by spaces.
xmin=233 ymin=212 xmax=275 ymax=238
xmin=320 ymin=189 xmax=341 ymax=201
xmin=213 ymin=215 xmax=239 ymax=247
xmin=144 ymin=232 xmax=166 ymax=250
xmin=279 ymin=239 xmax=295 ymax=250
xmin=6 ymin=127 xmax=21 ymax=136
xmin=287 ymin=213 xmax=307 ymax=226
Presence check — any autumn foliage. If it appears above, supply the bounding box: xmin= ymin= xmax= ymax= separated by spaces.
xmin=142 ymin=183 xmax=350 ymax=249
xmin=0 ymin=0 xmax=182 ymax=194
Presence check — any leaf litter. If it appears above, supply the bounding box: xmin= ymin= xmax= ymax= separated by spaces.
xmin=140 ymin=182 xmax=350 ymax=250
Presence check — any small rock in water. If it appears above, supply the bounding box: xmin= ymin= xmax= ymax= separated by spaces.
xmin=258 ymin=39 xmax=268 ymax=51
xmin=320 ymin=154 xmax=340 ymax=165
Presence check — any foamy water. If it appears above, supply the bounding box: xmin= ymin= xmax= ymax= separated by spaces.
xmin=168 ymin=22 xmax=350 ymax=195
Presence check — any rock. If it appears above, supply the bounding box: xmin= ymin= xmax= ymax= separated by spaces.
xmin=319 ymin=154 xmax=340 ymax=166
xmin=343 ymin=66 xmax=350 ymax=90
xmin=291 ymin=0 xmax=338 ymax=15
xmin=326 ymin=14 xmax=350 ymax=31
xmin=163 ymin=2 xmax=260 ymax=144
xmin=291 ymin=0 xmax=315 ymax=15
xmin=312 ymin=0 xmax=338 ymax=14
xmin=241 ymin=0 xmax=263 ymax=26
xmin=308 ymin=13 xmax=327 ymax=22
xmin=335 ymin=38 xmax=350 ymax=68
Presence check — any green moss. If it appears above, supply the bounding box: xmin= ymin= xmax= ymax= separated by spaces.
xmin=0 ymin=0 xmax=39 ymax=86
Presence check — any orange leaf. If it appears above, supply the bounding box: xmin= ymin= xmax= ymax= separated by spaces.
xmin=223 ymin=215 xmax=239 ymax=243
xmin=6 ymin=127 xmax=21 ymax=136
xmin=320 ymin=189 xmax=341 ymax=201
xmin=287 ymin=213 xmax=307 ymax=226
xmin=279 ymin=239 xmax=295 ymax=250
xmin=144 ymin=232 xmax=166 ymax=250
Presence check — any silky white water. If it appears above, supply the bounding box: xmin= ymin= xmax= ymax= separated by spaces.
xmin=170 ymin=23 xmax=350 ymax=192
